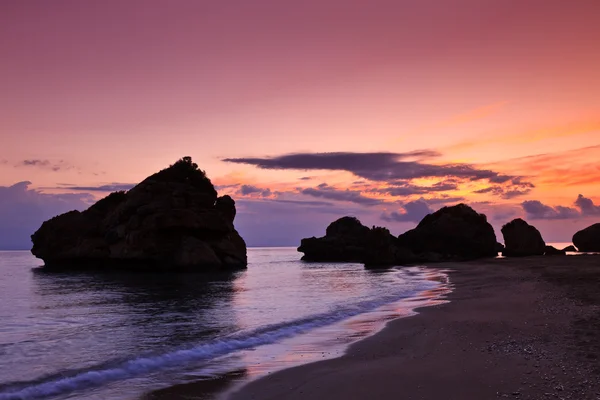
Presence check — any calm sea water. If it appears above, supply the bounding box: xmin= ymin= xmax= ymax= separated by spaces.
xmin=0 ymin=248 xmax=449 ymax=400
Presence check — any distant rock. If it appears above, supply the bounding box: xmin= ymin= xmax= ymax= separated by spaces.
xmin=495 ymin=242 xmax=505 ymax=253
xmin=326 ymin=216 xmax=370 ymax=239
xmin=298 ymin=217 xmax=370 ymax=262
xmin=562 ymin=245 xmax=578 ymax=252
xmin=31 ymin=157 xmax=247 ymax=271
xmin=544 ymin=245 xmax=566 ymax=256
xmin=298 ymin=217 xmax=414 ymax=266
xmin=501 ymin=219 xmax=545 ymax=257
xmin=300 ymin=204 xmax=504 ymax=267
xmin=396 ymin=204 xmax=498 ymax=261
xmin=573 ymin=223 xmax=600 ymax=252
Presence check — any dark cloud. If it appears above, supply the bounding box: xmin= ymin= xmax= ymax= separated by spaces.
xmin=474 ymin=181 xmax=534 ymax=199
xmin=511 ymin=177 xmax=534 ymax=187
xmin=521 ymin=195 xmax=600 ymax=221
xmin=22 ymin=159 xmax=50 ymax=167
xmin=52 ymin=183 xmax=136 ymax=192
xmin=301 ymin=184 xmax=383 ymax=206
xmin=215 ymin=183 xmax=241 ymax=190
xmin=488 ymin=175 xmax=514 ymax=184
xmin=381 ymin=199 xmax=433 ymax=223
xmin=502 ymin=188 xmax=533 ymax=199
xmin=223 ymin=152 xmax=532 ymax=195
xmin=373 ymin=181 xmax=458 ymax=197
xmin=474 ymin=187 xmax=496 ymax=194
xmin=299 ymin=176 xmax=313 ymax=181
xmin=575 ymin=194 xmax=600 ymax=216
xmin=238 ymin=184 xmax=272 ymax=197
xmin=0 ymin=182 xmax=94 ymax=250
xmin=429 ymin=182 xmax=459 ymax=191
xmin=377 ymin=186 xmax=428 ymax=196
xmin=522 ymin=199 xmax=582 ymax=220
xmin=224 ymin=150 xmax=439 ymax=171
xmin=249 ymin=198 xmax=335 ymax=207
xmin=19 ymin=159 xmax=73 ymax=172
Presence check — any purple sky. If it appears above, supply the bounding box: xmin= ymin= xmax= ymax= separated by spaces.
xmin=2 ymin=0 xmax=600 ymax=248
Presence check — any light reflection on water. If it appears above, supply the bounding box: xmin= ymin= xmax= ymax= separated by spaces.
xmin=0 ymin=248 xmax=450 ymax=400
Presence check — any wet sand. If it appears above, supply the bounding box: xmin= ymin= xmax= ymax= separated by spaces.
xmin=140 ymin=268 xmax=451 ymax=400
xmin=228 ymin=255 xmax=600 ymax=400
xmin=143 ymin=369 xmax=247 ymax=400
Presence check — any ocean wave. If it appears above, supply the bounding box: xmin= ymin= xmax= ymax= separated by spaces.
xmin=0 ymin=280 xmax=437 ymax=400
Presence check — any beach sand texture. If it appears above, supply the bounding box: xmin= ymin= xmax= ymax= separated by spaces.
xmin=226 ymin=256 xmax=600 ymax=400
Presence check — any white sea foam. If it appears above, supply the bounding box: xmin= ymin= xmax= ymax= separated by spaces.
xmin=0 ymin=282 xmax=437 ymax=400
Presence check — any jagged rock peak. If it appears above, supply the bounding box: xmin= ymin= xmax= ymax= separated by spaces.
xmin=30 ymin=157 xmax=247 ymax=271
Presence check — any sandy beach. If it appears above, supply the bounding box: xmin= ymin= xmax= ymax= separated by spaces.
xmin=226 ymin=255 xmax=600 ymax=400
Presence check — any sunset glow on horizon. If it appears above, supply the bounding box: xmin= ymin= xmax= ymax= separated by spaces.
xmin=2 ymin=0 xmax=600 ymax=247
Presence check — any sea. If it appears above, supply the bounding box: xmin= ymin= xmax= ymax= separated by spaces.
xmin=0 ymin=248 xmax=452 ymax=400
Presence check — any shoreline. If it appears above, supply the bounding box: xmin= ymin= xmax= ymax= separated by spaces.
xmin=141 ymin=267 xmax=452 ymax=400
xmin=227 ymin=256 xmax=600 ymax=400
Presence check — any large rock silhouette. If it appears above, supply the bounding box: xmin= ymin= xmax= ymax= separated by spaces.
xmin=298 ymin=217 xmax=371 ymax=262
xmin=573 ymin=223 xmax=600 ymax=252
xmin=298 ymin=217 xmax=414 ymax=265
xmin=31 ymin=157 xmax=247 ymax=270
xmin=501 ymin=218 xmax=545 ymax=257
xmin=300 ymin=204 xmax=498 ymax=266
xmin=397 ymin=204 xmax=498 ymax=261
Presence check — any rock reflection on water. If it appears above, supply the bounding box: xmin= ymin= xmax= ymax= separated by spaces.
xmin=0 ymin=249 xmax=450 ymax=400
xmin=28 ymin=267 xmax=241 ymax=374
xmin=1 ymin=262 xmax=241 ymax=400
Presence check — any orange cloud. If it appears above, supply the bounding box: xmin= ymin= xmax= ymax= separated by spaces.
xmin=447 ymin=119 xmax=600 ymax=152
xmin=488 ymin=145 xmax=600 ymax=199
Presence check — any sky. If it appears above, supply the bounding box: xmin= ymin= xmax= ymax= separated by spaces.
xmin=2 ymin=0 xmax=600 ymax=249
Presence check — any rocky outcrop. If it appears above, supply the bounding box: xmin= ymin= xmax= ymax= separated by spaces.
xmin=298 ymin=217 xmax=415 ymax=266
xmin=300 ymin=204 xmax=498 ymax=266
xmin=396 ymin=204 xmax=498 ymax=261
xmin=544 ymin=245 xmax=566 ymax=256
xmin=562 ymin=245 xmax=578 ymax=252
xmin=298 ymin=217 xmax=371 ymax=262
xmin=31 ymin=157 xmax=247 ymax=271
xmin=501 ymin=219 xmax=545 ymax=257
xmin=573 ymin=223 xmax=600 ymax=252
